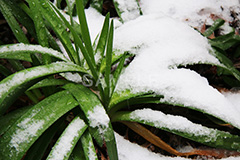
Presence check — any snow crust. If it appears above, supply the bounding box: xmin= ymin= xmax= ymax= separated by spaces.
xmin=47 ymin=117 xmax=86 ymax=160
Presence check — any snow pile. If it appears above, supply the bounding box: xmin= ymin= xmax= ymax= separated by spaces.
xmin=140 ymin=0 xmax=240 ymax=28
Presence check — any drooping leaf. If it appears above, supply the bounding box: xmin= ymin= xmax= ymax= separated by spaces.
xmin=0 ymin=62 xmax=88 ymax=115
xmin=0 ymin=43 xmax=69 ymax=62
xmin=80 ymin=130 xmax=98 ymax=160
xmin=47 ymin=116 xmax=88 ymax=160
xmin=112 ymin=109 xmax=240 ymax=151
xmin=0 ymin=90 xmax=79 ymax=159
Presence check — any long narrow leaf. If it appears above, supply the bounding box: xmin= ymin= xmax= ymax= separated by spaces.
xmin=26 ymin=0 xmax=51 ymax=64
xmin=47 ymin=116 xmax=87 ymax=160
xmin=0 ymin=90 xmax=79 ymax=159
xmin=0 ymin=62 xmax=88 ymax=115
xmin=203 ymin=19 xmax=225 ymax=37
xmin=104 ymin=20 xmax=114 ymax=104
xmin=81 ymin=130 xmax=98 ymax=160
xmin=110 ymin=53 xmax=126 ymax=97
xmin=76 ymin=0 xmax=95 ymax=66
xmin=95 ymin=13 xmax=110 ymax=65
xmin=0 ymin=43 xmax=69 ymax=62
xmin=112 ymin=109 xmax=240 ymax=151
xmin=0 ymin=0 xmax=29 ymax=44
xmin=39 ymin=0 xmax=77 ymax=63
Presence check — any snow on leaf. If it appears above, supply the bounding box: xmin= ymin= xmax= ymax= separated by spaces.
xmin=113 ymin=14 xmax=240 ymax=129
xmin=88 ymin=105 xmax=110 ymax=134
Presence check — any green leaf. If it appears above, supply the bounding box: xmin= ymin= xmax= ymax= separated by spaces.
xmin=95 ymin=13 xmax=110 ymax=59
xmin=39 ymin=0 xmax=77 ymax=63
xmin=104 ymin=20 xmax=114 ymax=104
xmin=210 ymin=33 xmax=240 ymax=50
xmin=50 ymin=3 xmax=99 ymax=81
xmin=203 ymin=19 xmax=225 ymax=37
xmin=24 ymin=117 xmax=65 ymax=160
xmin=212 ymin=48 xmax=240 ymax=81
xmin=26 ymin=0 xmax=51 ymax=64
xmin=69 ymin=140 xmax=86 ymax=160
xmin=0 ymin=90 xmax=79 ymax=159
xmin=110 ymin=53 xmax=126 ymax=97
xmin=76 ymin=0 xmax=95 ymax=66
xmin=112 ymin=109 xmax=240 ymax=151
xmin=0 ymin=43 xmax=69 ymax=62
xmin=90 ymin=0 xmax=103 ymax=13
xmin=47 ymin=116 xmax=88 ymax=160
xmin=80 ymin=130 xmax=98 ymax=160
xmin=0 ymin=0 xmax=29 ymax=44
xmin=0 ymin=62 xmax=88 ymax=115
xmin=0 ymin=106 xmax=32 ymax=135
xmin=0 ymin=64 xmax=12 ymax=76
xmin=3 ymin=0 xmax=36 ymax=41
xmin=63 ymin=83 xmax=118 ymax=160
xmin=28 ymin=79 xmax=70 ymax=90
xmin=113 ymin=0 xmax=142 ymax=22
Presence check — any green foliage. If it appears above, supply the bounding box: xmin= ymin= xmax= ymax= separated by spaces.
xmin=0 ymin=0 xmax=240 ymax=159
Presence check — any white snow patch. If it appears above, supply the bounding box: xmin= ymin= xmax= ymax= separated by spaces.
xmin=60 ymin=72 xmax=82 ymax=83
xmin=88 ymin=105 xmax=110 ymax=133
xmin=48 ymin=117 xmax=86 ymax=160
xmin=10 ymin=109 xmax=44 ymax=153
xmin=115 ymin=133 xmax=190 ymax=160
xmin=140 ymin=0 xmax=240 ymax=28
xmin=88 ymin=140 xmax=97 ymax=160
xmin=223 ymin=92 xmax=240 ymax=113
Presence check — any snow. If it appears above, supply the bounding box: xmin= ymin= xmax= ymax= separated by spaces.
xmin=140 ymin=0 xmax=240 ymax=29
xmin=112 ymin=13 xmax=240 ymax=130
xmin=47 ymin=117 xmax=86 ymax=160
xmin=115 ymin=132 xmax=190 ymax=160
xmin=130 ymin=108 xmax=219 ymax=142
xmin=113 ymin=0 xmax=141 ymax=22
xmin=9 ymin=108 xmax=44 ymax=153
xmin=87 ymin=105 xmax=110 ymax=133
xmin=116 ymin=132 xmax=240 ymax=160
xmin=222 ymin=92 xmax=240 ymax=113
xmin=0 ymin=43 xmax=68 ymax=61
